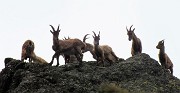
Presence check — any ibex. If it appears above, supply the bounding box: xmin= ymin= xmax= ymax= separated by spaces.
xmin=126 ymin=25 xmax=142 ymax=56
xmin=63 ymin=34 xmax=97 ymax=64
xmin=82 ymin=34 xmax=97 ymax=59
xmin=21 ymin=40 xmax=48 ymax=64
xmin=62 ymin=37 xmax=78 ymax=64
xmin=92 ymin=31 xmax=119 ymax=66
xmin=21 ymin=40 xmax=34 ymax=62
xmin=49 ymin=25 xmax=86 ymax=66
xmin=156 ymin=40 xmax=173 ymax=75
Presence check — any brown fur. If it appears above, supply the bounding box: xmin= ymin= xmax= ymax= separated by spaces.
xmin=62 ymin=37 xmax=77 ymax=64
xmin=31 ymin=52 xmax=48 ymax=64
xmin=156 ymin=40 xmax=173 ymax=75
xmin=21 ymin=40 xmax=35 ymax=63
xmin=126 ymin=25 xmax=142 ymax=56
xmin=49 ymin=25 xmax=86 ymax=66
xmin=63 ymin=34 xmax=97 ymax=64
xmin=21 ymin=40 xmax=48 ymax=64
xmin=82 ymin=34 xmax=97 ymax=60
xmin=93 ymin=31 xmax=119 ymax=66
xmin=63 ymin=54 xmax=77 ymax=64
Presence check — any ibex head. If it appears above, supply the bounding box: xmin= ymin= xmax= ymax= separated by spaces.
xmin=50 ymin=25 xmax=61 ymax=39
xmin=126 ymin=25 xmax=135 ymax=41
xmin=92 ymin=31 xmax=100 ymax=45
xmin=26 ymin=40 xmax=35 ymax=57
xmin=156 ymin=39 xmax=165 ymax=49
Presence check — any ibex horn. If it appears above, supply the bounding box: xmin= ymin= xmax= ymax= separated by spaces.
xmin=92 ymin=31 xmax=97 ymax=37
xmin=126 ymin=26 xmax=129 ymax=32
xmin=83 ymin=34 xmax=90 ymax=42
xmin=57 ymin=24 xmax=60 ymax=31
xmin=98 ymin=31 xmax=100 ymax=37
xmin=50 ymin=25 xmax=56 ymax=31
xmin=130 ymin=25 xmax=133 ymax=31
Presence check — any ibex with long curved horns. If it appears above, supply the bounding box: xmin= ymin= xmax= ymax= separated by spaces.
xmin=126 ymin=25 xmax=142 ymax=56
xmin=82 ymin=34 xmax=97 ymax=59
xmin=156 ymin=40 xmax=173 ymax=75
xmin=49 ymin=25 xmax=86 ymax=66
xmin=93 ymin=31 xmax=119 ymax=66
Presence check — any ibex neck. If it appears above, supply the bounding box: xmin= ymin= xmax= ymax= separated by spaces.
xmin=84 ymin=43 xmax=94 ymax=52
xmin=94 ymin=44 xmax=99 ymax=51
xmin=53 ymin=37 xmax=59 ymax=46
xmin=132 ymin=33 xmax=138 ymax=42
xmin=159 ymin=46 xmax=165 ymax=55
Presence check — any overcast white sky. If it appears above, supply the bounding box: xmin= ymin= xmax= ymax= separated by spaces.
xmin=0 ymin=0 xmax=179 ymax=78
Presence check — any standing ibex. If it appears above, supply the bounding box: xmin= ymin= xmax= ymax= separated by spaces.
xmin=156 ymin=40 xmax=173 ymax=75
xmin=63 ymin=34 xmax=97 ymax=64
xmin=93 ymin=31 xmax=119 ymax=66
xmin=21 ymin=40 xmax=48 ymax=64
xmin=49 ymin=25 xmax=86 ymax=66
xmin=126 ymin=25 xmax=142 ymax=56
xmin=62 ymin=37 xmax=78 ymax=64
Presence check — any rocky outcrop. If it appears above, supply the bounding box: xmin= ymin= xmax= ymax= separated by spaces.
xmin=0 ymin=53 xmax=180 ymax=93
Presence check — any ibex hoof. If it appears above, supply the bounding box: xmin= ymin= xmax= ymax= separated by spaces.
xmin=48 ymin=62 xmax=53 ymax=66
xmin=56 ymin=64 xmax=59 ymax=67
xmin=55 ymin=65 xmax=59 ymax=67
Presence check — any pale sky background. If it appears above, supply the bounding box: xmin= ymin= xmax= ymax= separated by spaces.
xmin=0 ymin=0 xmax=179 ymax=78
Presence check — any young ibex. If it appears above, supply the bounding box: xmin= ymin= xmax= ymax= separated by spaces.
xmin=21 ymin=40 xmax=48 ymax=64
xmin=92 ymin=31 xmax=119 ymax=66
xmin=126 ymin=25 xmax=142 ymax=56
xmin=156 ymin=40 xmax=173 ymax=75
xmin=49 ymin=25 xmax=86 ymax=66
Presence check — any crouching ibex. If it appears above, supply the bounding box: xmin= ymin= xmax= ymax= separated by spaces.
xmin=126 ymin=25 xmax=142 ymax=56
xmin=156 ymin=40 xmax=173 ymax=75
xmin=49 ymin=25 xmax=86 ymax=66
xmin=21 ymin=40 xmax=48 ymax=64
xmin=21 ymin=40 xmax=34 ymax=62
xmin=82 ymin=34 xmax=97 ymax=60
xmin=92 ymin=31 xmax=119 ymax=66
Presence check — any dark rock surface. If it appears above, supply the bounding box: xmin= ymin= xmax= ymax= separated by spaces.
xmin=0 ymin=53 xmax=180 ymax=93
